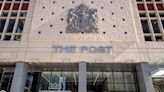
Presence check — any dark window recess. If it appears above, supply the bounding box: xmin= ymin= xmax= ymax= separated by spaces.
xmin=6 ymin=19 xmax=15 ymax=33
xmin=147 ymin=4 xmax=155 ymax=10
xmin=1 ymin=12 xmax=8 ymax=17
xmin=141 ymin=20 xmax=150 ymax=33
xmin=0 ymin=19 xmax=6 ymax=32
xmin=136 ymin=0 xmax=142 ymax=1
xmin=21 ymin=3 xmax=29 ymax=10
xmin=155 ymin=0 xmax=161 ymax=1
xmin=145 ymin=36 xmax=152 ymax=41
xmin=149 ymin=13 xmax=156 ymax=17
xmin=137 ymin=4 xmax=145 ymax=10
xmin=16 ymin=19 xmax=25 ymax=33
xmin=11 ymin=12 xmax=17 ymax=17
xmin=0 ymin=3 xmax=2 ymax=10
xmin=159 ymin=13 xmax=164 ymax=17
xmin=151 ymin=20 xmax=160 ymax=33
xmin=20 ymin=12 xmax=27 ymax=17
xmin=3 ymin=3 xmax=11 ymax=10
xmin=3 ymin=35 xmax=11 ymax=40
xmin=14 ymin=35 xmax=21 ymax=41
xmin=157 ymin=4 xmax=164 ymax=10
xmin=161 ymin=20 xmax=164 ymax=29
xmin=139 ymin=13 xmax=146 ymax=17
xmin=12 ymin=3 xmax=20 ymax=10
xmin=146 ymin=0 xmax=152 ymax=1
xmin=155 ymin=36 xmax=163 ymax=41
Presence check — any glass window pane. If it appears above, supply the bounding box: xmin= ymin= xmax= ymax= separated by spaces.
xmin=3 ymin=35 xmax=11 ymax=40
xmin=114 ymin=84 xmax=125 ymax=91
xmin=13 ymin=35 xmax=21 ymax=41
xmin=103 ymin=72 xmax=113 ymax=83
xmin=19 ymin=12 xmax=27 ymax=17
xmin=151 ymin=20 xmax=161 ymax=33
xmin=1 ymin=12 xmax=8 ymax=17
xmin=125 ymin=84 xmax=136 ymax=91
xmin=16 ymin=19 xmax=25 ymax=33
xmin=141 ymin=20 xmax=150 ymax=33
xmin=11 ymin=12 xmax=17 ymax=17
xmin=113 ymin=72 xmax=123 ymax=83
xmin=6 ymin=19 xmax=15 ymax=33
xmin=124 ymin=72 xmax=135 ymax=83
xmin=0 ymin=19 xmax=6 ymax=32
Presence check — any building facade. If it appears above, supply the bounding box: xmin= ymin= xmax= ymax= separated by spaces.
xmin=0 ymin=0 xmax=164 ymax=92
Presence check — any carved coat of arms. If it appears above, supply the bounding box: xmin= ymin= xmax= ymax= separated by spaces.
xmin=66 ymin=4 xmax=98 ymax=33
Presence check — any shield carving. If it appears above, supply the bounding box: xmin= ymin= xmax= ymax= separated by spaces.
xmin=66 ymin=4 xmax=98 ymax=33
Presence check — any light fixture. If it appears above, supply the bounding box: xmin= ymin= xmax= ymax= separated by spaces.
xmin=152 ymin=68 xmax=164 ymax=77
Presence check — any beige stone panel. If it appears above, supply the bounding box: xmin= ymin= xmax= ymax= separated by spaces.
xmin=146 ymin=42 xmax=164 ymax=48
xmin=30 ymin=0 xmax=136 ymax=41
xmin=16 ymin=52 xmax=26 ymax=61
xmin=17 ymin=48 xmax=27 ymax=52
xmin=113 ymin=48 xmax=138 ymax=53
xmin=139 ymin=53 xmax=150 ymax=62
xmin=0 ymin=48 xmax=18 ymax=52
xmin=113 ymin=52 xmax=140 ymax=63
xmin=0 ymin=42 xmax=19 ymax=47
xmin=51 ymin=53 xmax=114 ymax=63
xmin=112 ymin=42 xmax=137 ymax=48
xmin=18 ymin=42 xmax=29 ymax=48
xmin=137 ymin=42 xmax=147 ymax=48
xmin=148 ymin=53 xmax=164 ymax=64
xmin=27 ymin=47 xmax=52 ymax=52
xmin=138 ymin=49 xmax=148 ymax=53
xmin=25 ymin=52 xmax=51 ymax=62
xmin=0 ymin=52 xmax=17 ymax=62
xmin=147 ymin=49 xmax=164 ymax=53
xmin=28 ymin=41 xmax=53 ymax=47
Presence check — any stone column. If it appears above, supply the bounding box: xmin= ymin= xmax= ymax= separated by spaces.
xmin=10 ymin=62 xmax=29 ymax=92
xmin=136 ymin=63 xmax=155 ymax=92
xmin=79 ymin=62 xmax=87 ymax=92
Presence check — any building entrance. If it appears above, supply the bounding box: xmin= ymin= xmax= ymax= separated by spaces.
xmin=87 ymin=63 xmax=140 ymax=92
xmin=24 ymin=63 xmax=140 ymax=92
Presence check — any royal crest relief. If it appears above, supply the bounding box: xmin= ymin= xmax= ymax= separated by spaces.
xmin=66 ymin=4 xmax=98 ymax=33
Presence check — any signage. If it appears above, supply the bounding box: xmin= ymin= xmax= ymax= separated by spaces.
xmin=48 ymin=77 xmax=67 ymax=90
xmin=52 ymin=45 xmax=112 ymax=53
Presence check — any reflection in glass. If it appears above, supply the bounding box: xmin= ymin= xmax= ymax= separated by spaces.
xmin=87 ymin=63 xmax=138 ymax=92
xmin=40 ymin=71 xmax=78 ymax=92
xmin=16 ymin=19 xmax=25 ymax=33
xmin=6 ymin=19 xmax=15 ymax=33
xmin=0 ymin=19 xmax=6 ymax=32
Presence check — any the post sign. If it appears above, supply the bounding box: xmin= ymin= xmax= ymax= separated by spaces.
xmin=52 ymin=45 xmax=112 ymax=53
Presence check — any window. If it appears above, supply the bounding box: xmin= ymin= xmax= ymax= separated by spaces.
xmin=87 ymin=64 xmax=139 ymax=92
xmin=0 ymin=0 xmax=30 ymax=41
xmin=147 ymin=4 xmax=155 ymax=10
xmin=16 ymin=19 xmax=25 ymax=33
xmin=140 ymin=13 xmax=146 ymax=17
xmin=144 ymin=36 xmax=152 ymax=41
xmin=141 ymin=20 xmax=150 ymax=33
xmin=151 ymin=20 xmax=160 ymax=33
xmin=11 ymin=12 xmax=17 ymax=17
xmin=0 ymin=19 xmax=6 ymax=32
xmin=6 ymin=19 xmax=15 ymax=33
xmin=157 ymin=4 xmax=164 ymax=10
xmin=137 ymin=0 xmax=164 ymax=42
xmin=3 ymin=3 xmax=11 ymax=10
xmin=1 ymin=12 xmax=8 ymax=17
xmin=3 ymin=35 xmax=11 ymax=40
xmin=12 ymin=3 xmax=20 ymax=10
xmin=137 ymin=4 xmax=145 ymax=10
